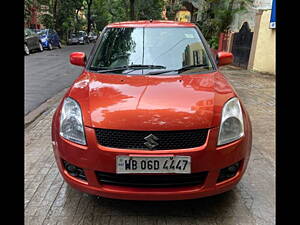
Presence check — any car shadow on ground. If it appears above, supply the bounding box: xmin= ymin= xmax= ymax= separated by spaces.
xmin=65 ymin=184 xmax=238 ymax=218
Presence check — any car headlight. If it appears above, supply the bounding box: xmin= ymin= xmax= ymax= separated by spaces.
xmin=60 ymin=97 xmax=86 ymax=145
xmin=79 ymin=37 xmax=84 ymax=41
xmin=217 ymin=97 xmax=244 ymax=146
xmin=41 ymin=37 xmax=47 ymax=42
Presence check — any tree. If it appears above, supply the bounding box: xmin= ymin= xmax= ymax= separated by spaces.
xmin=195 ymin=0 xmax=253 ymax=48
xmin=135 ymin=0 xmax=164 ymax=20
xmin=53 ymin=0 xmax=85 ymax=40
xmin=92 ymin=0 xmax=112 ymax=31
xmin=165 ymin=0 xmax=183 ymax=21
xmin=85 ymin=0 xmax=93 ymax=34
xmin=105 ymin=0 xmax=130 ymax=22
xmin=25 ymin=0 xmax=34 ymax=24
xmin=130 ymin=0 xmax=135 ymax=20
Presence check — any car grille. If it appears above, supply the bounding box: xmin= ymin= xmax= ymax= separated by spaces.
xmin=94 ymin=128 xmax=208 ymax=150
xmin=95 ymin=171 xmax=208 ymax=188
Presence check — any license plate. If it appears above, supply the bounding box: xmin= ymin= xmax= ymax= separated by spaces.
xmin=116 ymin=156 xmax=191 ymax=174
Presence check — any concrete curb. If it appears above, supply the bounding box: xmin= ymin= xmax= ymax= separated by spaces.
xmin=24 ymin=88 xmax=68 ymax=128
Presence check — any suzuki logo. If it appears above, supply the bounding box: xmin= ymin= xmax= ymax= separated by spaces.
xmin=144 ymin=134 xmax=159 ymax=149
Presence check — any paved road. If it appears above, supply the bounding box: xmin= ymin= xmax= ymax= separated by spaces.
xmin=25 ymin=66 xmax=275 ymax=225
xmin=25 ymin=44 xmax=94 ymax=115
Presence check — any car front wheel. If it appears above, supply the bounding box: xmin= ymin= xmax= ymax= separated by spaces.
xmin=48 ymin=43 xmax=53 ymax=50
xmin=25 ymin=44 xmax=30 ymax=55
xmin=24 ymin=44 xmax=30 ymax=55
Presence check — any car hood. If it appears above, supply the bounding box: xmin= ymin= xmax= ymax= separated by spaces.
xmin=68 ymin=71 xmax=235 ymax=130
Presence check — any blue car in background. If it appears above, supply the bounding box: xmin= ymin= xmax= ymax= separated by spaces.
xmin=36 ymin=29 xmax=62 ymax=50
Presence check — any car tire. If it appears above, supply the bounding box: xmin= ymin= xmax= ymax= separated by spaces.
xmin=48 ymin=43 xmax=53 ymax=50
xmin=24 ymin=44 xmax=30 ymax=55
xmin=58 ymin=41 xmax=62 ymax=48
xmin=39 ymin=42 xmax=44 ymax=52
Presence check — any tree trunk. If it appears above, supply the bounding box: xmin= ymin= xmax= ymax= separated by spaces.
xmin=129 ymin=0 xmax=135 ymax=20
xmin=87 ymin=0 xmax=93 ymax=34
xmin=53 ymin=0 xmax=58 ymax=30
xmin=75 ymin=9 xmax=80 ymax=32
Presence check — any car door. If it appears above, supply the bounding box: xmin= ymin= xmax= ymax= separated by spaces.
xmin=24 ymin=29 xmax=30 ymax=47
xmin=25 ymin=29 xmax=34 ymax=49
xmin=47 ymin=29 xmax=53 ymax=45
xmin=29 ymin=29 xmax=40 ymax=49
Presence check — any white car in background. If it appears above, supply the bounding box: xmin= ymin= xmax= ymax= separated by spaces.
xmin=88 ymin=31 xmax=98 ymax=43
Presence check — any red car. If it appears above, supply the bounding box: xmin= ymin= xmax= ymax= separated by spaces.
xmin=51 ymin=20 xmax=252 ymax=201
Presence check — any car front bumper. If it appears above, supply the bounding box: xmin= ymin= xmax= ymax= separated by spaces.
xmin=52 ymin=117 xmax=252 ymax=201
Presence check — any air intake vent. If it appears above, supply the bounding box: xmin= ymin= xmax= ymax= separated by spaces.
xmin=95 ymin=128 xmax=208 ymax=150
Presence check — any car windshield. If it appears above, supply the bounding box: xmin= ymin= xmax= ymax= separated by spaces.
xmin=25 ymin=28 xmax=34 ymax=36
xmin=89 ymin=27 xmax=214 ymax=75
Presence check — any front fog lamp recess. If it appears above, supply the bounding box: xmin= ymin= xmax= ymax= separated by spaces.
xmin=218 ymin=97 xmax=244 ymax=146
xmin=63 ymin=160 xmax=87 ymax=181
xmin=217 ymin=162 xmax=240 ymax=182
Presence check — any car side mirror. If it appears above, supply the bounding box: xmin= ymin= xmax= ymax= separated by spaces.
xmin=216 ymin=52 xmax=233 ymax=66
xmin=70 ymin=52 xmax=86 ymax=67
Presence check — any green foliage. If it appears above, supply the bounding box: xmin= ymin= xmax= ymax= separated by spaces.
xmin=26 ymin=0 xmax=168 ymax=40
xmin=135 ymin=0 xmax=164 ymax=20
xmin=92 ymin=0 xmax=165 ymax=28
xmin=92 ymin=0 xmax=112 ymax=31
xmin=54 ymin=0 xmax=85 ymax=39
xmin=209 ymin=35 xmax=219 ymax=49
xmin=196 ymin=0 xmax=253 ymax=49
xmin=39 ymin=14 xmax=53 ymax=28
xmin=106 ymin=0 xmax=130 ymax=22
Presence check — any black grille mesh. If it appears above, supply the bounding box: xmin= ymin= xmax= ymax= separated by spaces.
xmin=95 ymin=171 xmax=208 ymax=188
xmin=95 ymin=128 xmax=208 ymax=150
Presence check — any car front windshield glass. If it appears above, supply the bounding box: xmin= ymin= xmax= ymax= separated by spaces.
xmin=89 ymin=27 xmax=214 ymax=74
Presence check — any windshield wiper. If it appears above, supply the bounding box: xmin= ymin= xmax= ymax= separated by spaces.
xmin=91 ymin=64 xmax=166 ymax=73
xmin=146 ymin=64 xmax=209 ymax=75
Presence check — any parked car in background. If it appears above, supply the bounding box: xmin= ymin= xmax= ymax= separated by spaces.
xmin=88 ymin=31 xmax=98 ymax=43
xmin=24 ymin=28 xmax=43 ymax=55
xmin=67 ymin=31 xmax=89 ymax=45
xmin=36 ymin=29 xmax=62 ymax=50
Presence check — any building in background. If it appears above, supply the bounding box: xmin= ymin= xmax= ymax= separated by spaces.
xmin=248 ymin=0 xmax=275 ymax=75
xmin=218 ymin=0 xmax=275 ymax=75
xmin=25 ymin=3 xmax=51 ymax=29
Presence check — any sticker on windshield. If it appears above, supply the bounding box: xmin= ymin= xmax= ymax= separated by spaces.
xmin=184 ymin=33 xmax=194 ymax=38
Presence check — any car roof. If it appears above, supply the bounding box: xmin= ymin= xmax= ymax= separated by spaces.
xmin=106 ymin=20 xmax=197 ymax=28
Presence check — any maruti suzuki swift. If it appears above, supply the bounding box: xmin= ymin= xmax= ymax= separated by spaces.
xmin=51 ymin=20 xmax=252 ymax=201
